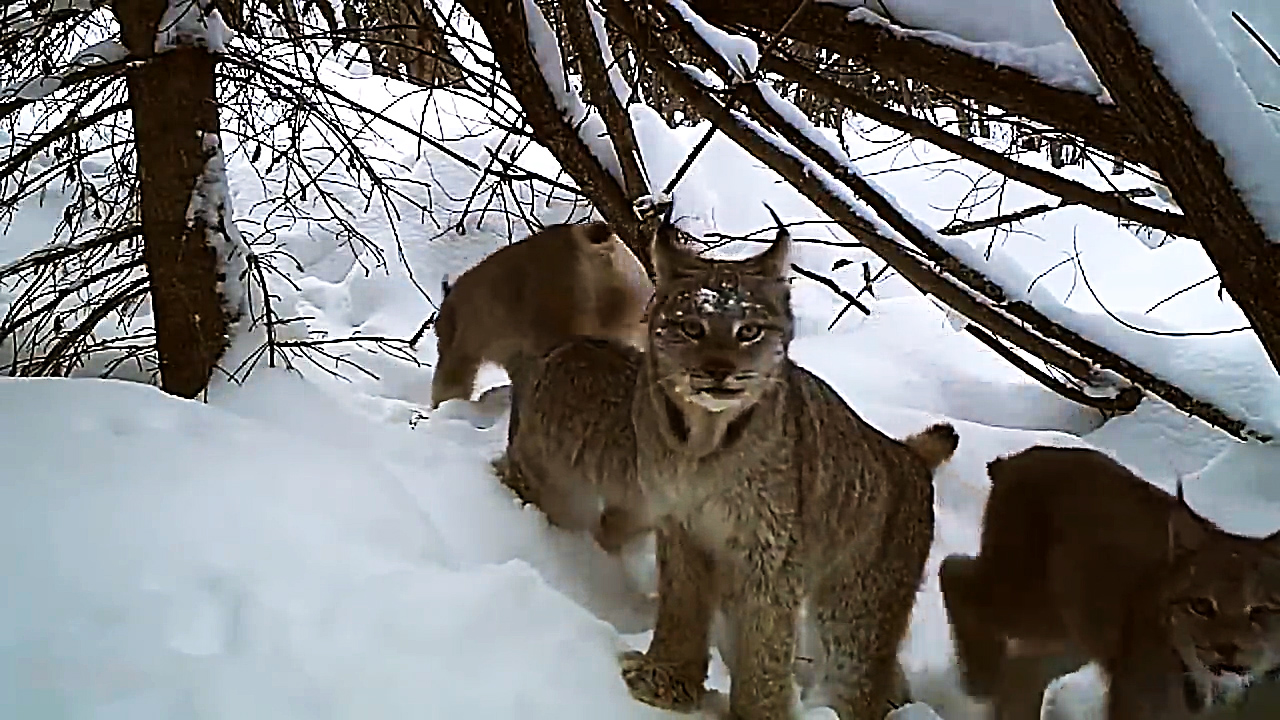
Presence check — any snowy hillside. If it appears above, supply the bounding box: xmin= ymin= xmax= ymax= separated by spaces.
xmin=5 ymin=15 xmax=1280 ymax=719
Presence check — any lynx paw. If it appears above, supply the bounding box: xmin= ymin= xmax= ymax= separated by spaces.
xmin=619 ymin=650 xmax=707 ymax=712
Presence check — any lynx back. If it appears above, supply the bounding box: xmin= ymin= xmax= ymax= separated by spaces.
xmin=430 ymin=221 xmax=652 ymax=409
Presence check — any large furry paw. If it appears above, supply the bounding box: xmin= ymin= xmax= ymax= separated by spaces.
xmin=619 ymin=650 xmax=708 ymax=712
xmin=491 ymin=454 xmax=535 ymax=506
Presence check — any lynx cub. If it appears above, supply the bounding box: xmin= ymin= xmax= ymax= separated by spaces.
xmin=503 ymin=213 xmax=958 ymax=719
xmin=941 ymin=445 xmax=1280 ymax=720
xmin=430 ymin=221 xmax=652 ymax=409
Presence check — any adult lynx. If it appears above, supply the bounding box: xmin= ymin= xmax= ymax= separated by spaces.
xmin=503 ymin=213 xmax=958 ymax=719
xmin=941 ymin=445 xmax=1280 ymax=720
xmin=430 ymin=221 xmax=652 ymax=409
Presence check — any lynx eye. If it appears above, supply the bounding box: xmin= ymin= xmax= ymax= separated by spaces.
xmin=735 ymin=323 xmax=763 ymax=343
xmin=1187 ymin=598 xmax=1218 ymax=618
xmin=680 ymin=320 xmax=706 ymax=340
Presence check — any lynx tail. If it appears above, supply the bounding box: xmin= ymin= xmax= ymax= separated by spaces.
xmin=903 ymin=423 xmax=959 ymax=471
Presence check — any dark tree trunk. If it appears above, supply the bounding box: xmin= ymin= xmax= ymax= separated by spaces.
xmin=115 ymin=0 xmax=229 ymax=398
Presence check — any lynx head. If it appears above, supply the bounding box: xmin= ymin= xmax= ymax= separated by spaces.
xmin=645 ymin=208 xmax=792 ymax=413
xmin=1163 ymin=481 xmax=1280 ymax=684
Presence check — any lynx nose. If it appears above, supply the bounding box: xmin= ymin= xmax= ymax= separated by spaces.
xmin=703 ymin=367 xmax=732 ymax=383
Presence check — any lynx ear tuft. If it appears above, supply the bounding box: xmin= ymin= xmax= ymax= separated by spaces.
xmin=1168 ymin=479 xmax=1211 ymax=558
xmin=744 ymin=202 xmax=791 ymax=279
xmin=651 ymin=222 xmax=702 ymax=283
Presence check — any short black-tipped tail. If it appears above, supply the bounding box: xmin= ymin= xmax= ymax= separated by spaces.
xmin=904 ymin=422 xmax=959 ymax=471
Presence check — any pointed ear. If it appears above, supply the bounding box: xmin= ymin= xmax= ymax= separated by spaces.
xmin=1169 ymin=479 xmax=1211 ymax=559
xmin=651 ymin=222 xmax=702 ymax=283
xmin=742 ymin=202 xmax=791 ymax=279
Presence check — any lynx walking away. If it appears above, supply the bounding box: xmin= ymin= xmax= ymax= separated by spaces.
xmin=430 ymin=221 xmax=653 ymax=409
xmin=941 ymin=445 xmax=1280 ymax=720
xmin=503 ymin=212 xmax=958 ymax=719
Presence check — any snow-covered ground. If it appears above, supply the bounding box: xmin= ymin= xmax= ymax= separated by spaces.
xmin=5 ymin=12 xmax=1280 ymax=718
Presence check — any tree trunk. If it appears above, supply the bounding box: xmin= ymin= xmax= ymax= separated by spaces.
xmin=115 ymin=0 xmax=229 ymax=398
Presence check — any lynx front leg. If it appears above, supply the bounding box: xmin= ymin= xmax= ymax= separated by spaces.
xmin=621 ymin=520 xmax=716 ymax=711
xmin=430 ymin=348 xmax=481 ymax=408
xmin=724 ymin=596 xmax=800 ymax=720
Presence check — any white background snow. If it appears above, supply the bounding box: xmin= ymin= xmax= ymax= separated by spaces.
xmin=4 ymin=0 xmax=1280 ymax=718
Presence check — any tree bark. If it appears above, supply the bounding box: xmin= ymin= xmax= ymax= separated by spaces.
xmin=682 ymin=0 xmax=1156 ymax=168
xmin=1053 ymin=0 xmax=1280 ymax=376
xmin=115 ymin=0 xmax=229 ymax=398
xmin=457 ymin=0 xmax=654 ymax=274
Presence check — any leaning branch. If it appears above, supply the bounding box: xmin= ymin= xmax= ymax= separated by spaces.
xmin=561 ymin=0 xmax=649 ymax=199
xmin=1054 ymin=0 xmax=1280 ymax=376
xmin=682 ymin=0 xmax=1156 ymax=167
xmin=763 ymin=55 xmax=1190 ymax=240
xmin=456 ymin=0 xmax=654 ymax=273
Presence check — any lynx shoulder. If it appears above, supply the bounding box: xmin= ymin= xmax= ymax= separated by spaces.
xmin=430 ymin=221 xmax=653 ymax=408
xmin=941 ymin=445 xmax=1280 ymax=720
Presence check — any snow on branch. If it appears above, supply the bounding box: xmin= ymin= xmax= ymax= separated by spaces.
xmin=611 ymin=0 xmax=1275 ymax=441
xmin=155 ymin=0 xmax=234 ymax=53
xmin=833 ymin=5 xmax=1104 ymax=97
xmin=187 ymin=133 xmax=250 ymax=323
xmin=1114 ymin=0 xmax=1280 ymax=244
xmin=522 ymin=0 xmax=624 ymax=185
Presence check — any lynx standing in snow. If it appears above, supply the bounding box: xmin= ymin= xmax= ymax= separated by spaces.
xmin=502 ymin=212 xmax=958 ymax=719
xmin=941 ymin=445 xmax=1280 ymax=720
xmin=430 ymin=221 xmax=653 ymax=410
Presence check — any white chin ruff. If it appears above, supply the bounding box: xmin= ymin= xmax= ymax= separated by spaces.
xmin=690 ymin=392 xmax=745 ymax=413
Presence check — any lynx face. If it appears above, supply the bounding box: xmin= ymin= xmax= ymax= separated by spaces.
xmin=1163 ymin=492 xmax=1280 ymax=684
xmin=646 ymin=222 xmax=792 ymax=413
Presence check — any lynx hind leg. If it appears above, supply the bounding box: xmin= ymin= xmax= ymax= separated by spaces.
xmin=939 ymin=554 xmax=1006 ymax=700
xmin=809 ymin=561 xmax=922 ymax=719
xmin=988 ymin=654 xmax=1084 ymax=720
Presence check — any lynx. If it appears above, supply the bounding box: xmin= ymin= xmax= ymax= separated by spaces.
xmin=940 ymin=445 xmax=1280 ymax=720
xmin=501 ymin=212 xmax=958 ymax=719
xmin=430 ymin=221 xmax=653 ymax=409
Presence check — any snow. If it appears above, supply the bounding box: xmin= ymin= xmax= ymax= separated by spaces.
xmin=840 ymin=6 xmax=1103 ymax=97
xmin=186 ymin=133 xmax=251 ymax=322
xmin=1118 ymin=0 xmax=1280 ymax=244
xmin=668 ymin=0 xmax=759 ymax=81
xmin=6 ymin=11 xmax=1280 ymax=719
xmin=155 ymin=0 xmax=233 ymax=54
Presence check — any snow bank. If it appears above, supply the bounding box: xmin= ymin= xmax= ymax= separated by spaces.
xmin=0 ymin=376 xmax=675 ymax=719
